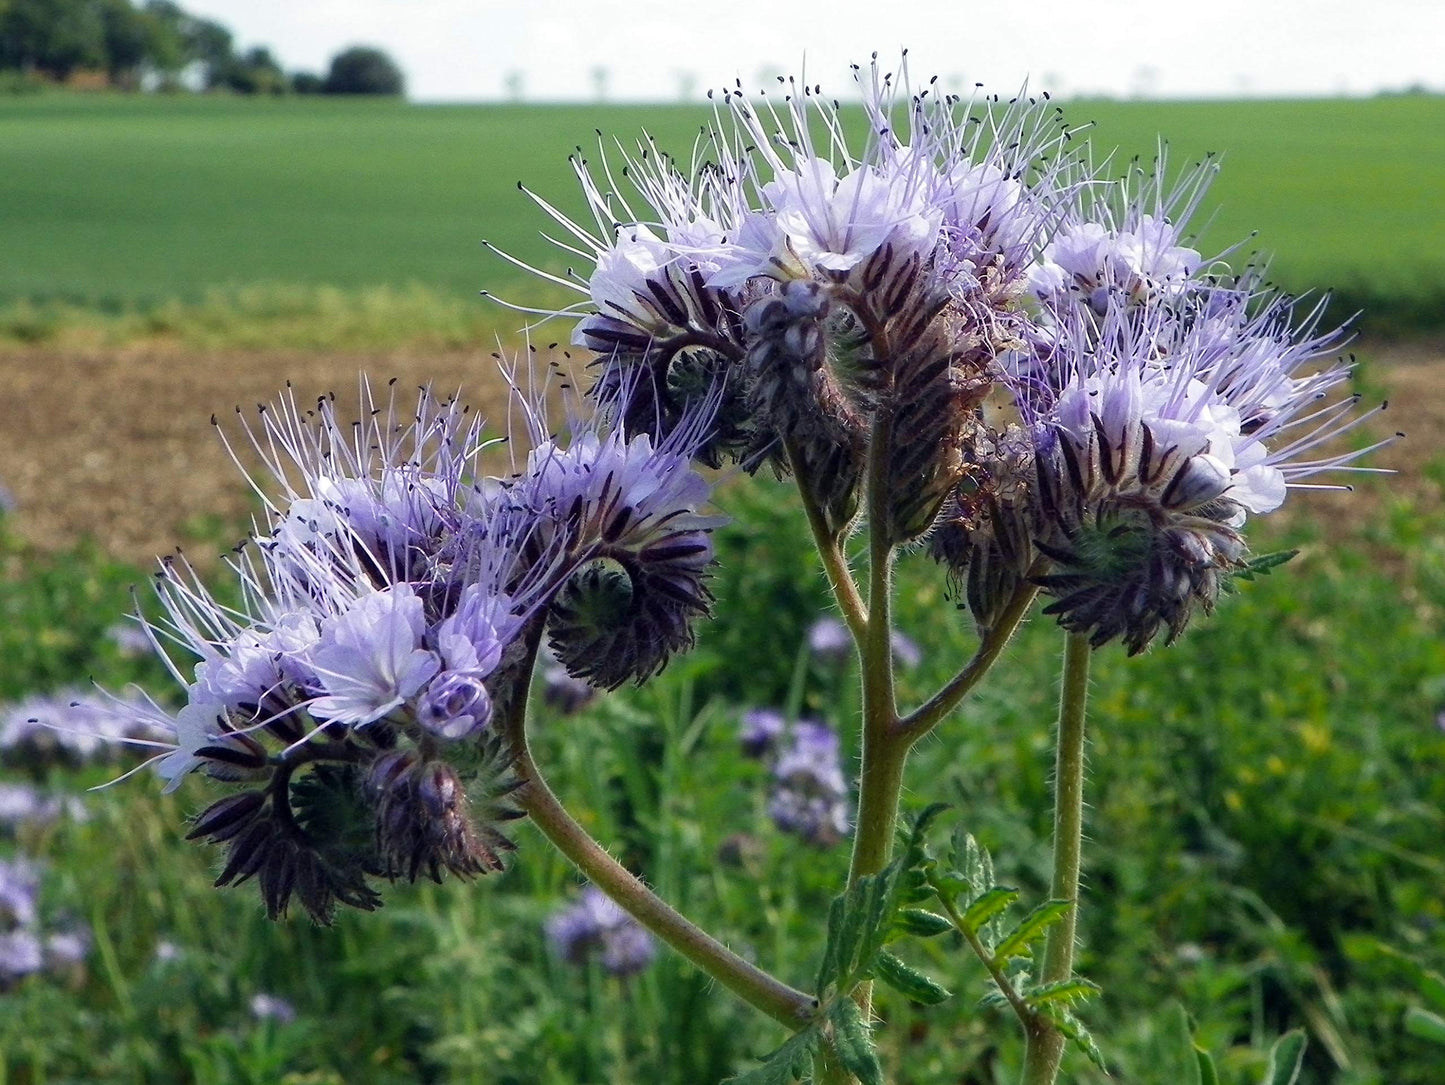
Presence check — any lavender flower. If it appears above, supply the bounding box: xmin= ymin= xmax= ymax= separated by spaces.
xmin=0 ymin=783 xmax=81 ymax=834
xmin=0 ymin=930 xmax=42 ymax=985
xmin=807 ymin=618 xmax=852 ymax=664
xmin=42 ymin=926 xmax=90 ymax=974
xmin=0 ymin=857 xmax=40 ymax=929
xmin=739 ymin=708 xmax=786 ymax=759
xmin=1028 ymin=157 xmax=1215 ymax=318
xmin=249 ymin=993 xmax=298 ymax=1025
xmin=308 ymin=584 xmax=441 ymax=727
xmin=514 ymin=58 xmax=1081 ymax=546
xmin=0 ymin=688 xmax=170 ymax=769
xmin=102 ymin=378 xmax=721 ymax=922
xmin=1017 ymin=288 xmax=1389 ymax=653
xmin=518 ymin=421 xmax=723 ymax=688
xmin=768 ymin=721 xmax=850 ymax=848
xmin=545 ymin=885 xmax=656 ymax=977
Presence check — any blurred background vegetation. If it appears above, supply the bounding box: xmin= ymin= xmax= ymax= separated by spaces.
xmin=2 ymin=3 xmax=1444 ymax=1082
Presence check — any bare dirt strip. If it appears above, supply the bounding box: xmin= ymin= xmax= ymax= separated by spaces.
xmin=0 ymin=345 xmax=528 ymax=564
xmin=0 ymin=341 xmax=1437 ymax=568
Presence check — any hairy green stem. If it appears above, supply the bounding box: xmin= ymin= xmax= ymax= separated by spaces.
xmin=514 ymin=741 xmax=816 ymax=1027
xmin=499 ymin=630 xmax=815 ymax=1030
xmin=1021 ymin=632 xmax=1092 ymax=1085
xmin=784 ymin=435 xmax=868 ymax=639
xmin=896 ymin=575 xmax=1043 ymax=741
xmin=837 ymin=403 xmax=904 ymax=1038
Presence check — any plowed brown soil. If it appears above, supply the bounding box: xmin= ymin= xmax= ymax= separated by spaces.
xmin=0 ymin=345 xmax=523 ymax=564
xmin=0 ymin=341 xmax=1437 ymax=568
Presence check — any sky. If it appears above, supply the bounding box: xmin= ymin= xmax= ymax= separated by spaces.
xmin=180 ymin=0 xmax=1445 ymax=103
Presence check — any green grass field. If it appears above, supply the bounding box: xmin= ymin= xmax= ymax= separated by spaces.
xmin=2 ymin=92 xmax=1443 ymax=335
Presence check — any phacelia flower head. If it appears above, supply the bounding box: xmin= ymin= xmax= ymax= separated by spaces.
xmin=512 ymin=56 xmax=1085 ymax=550
xmin=1018 ymin=286 xmax=1389 ymax=653
xmin=105 ymin=375 xmax=722 ymax=922
xmin=546 ymin=885 xmax=657 ymax=977
xmin=768 ymin=720 xmax=851 ymax=848
xmin=1029 ymin=155 xmax=1216 ymax=318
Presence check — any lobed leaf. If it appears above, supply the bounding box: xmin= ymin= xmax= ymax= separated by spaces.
xmin=995 ymin=900 xmax=1071 ymax=962
xmin=872 ymin=951 xmax=952 ymax=1005
xmin=1025 ymin=977 xmax=1101 ymax=1009
xmin=961 ymin=886 xmax=1019 ymax=934
xmin=828 ymin=998 xmax=885 ymax=1085
xmin=723 ymin=1026 xmax=820 ymax=1085
xmin=894 ymin=908 xmax=953 ymax=938
xmin=1042 ymin=1005 xmax=1107 ymax=1073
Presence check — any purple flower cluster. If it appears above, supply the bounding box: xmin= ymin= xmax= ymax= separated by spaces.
xmin=545 ymin=885 xmax=656 ymax=977
xmin=738 ymin=710 xmax=851 ymax=848
xmin=0 ymin=783 xmax=84 ymax=835
xmin=0 ymin=856 xmax=89 ymax=988
xmin=110 ymin=381 xmax=721 ymax=920
xmin=768 ymin=721 xmax=851 ymax=848
xmin=964 ymin=165 xmax=1390 ymax=651
xmin=506 ymin=60 xmax=1083 ymax=545
xmin=516 ymin=54 xmax=1385 ymax=654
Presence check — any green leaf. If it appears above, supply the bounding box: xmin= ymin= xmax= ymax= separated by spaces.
xmin=906 ymin=802 xmax=952 ymax=847
xmin=894 ymin=908 xmax=953 ymax=938
xmin=1405 ymin=1007 xmax=1445 ymax=1046
xmin=961 ymin=886 xmax=1019 ymax=934
xmin=724 ymin=1026 xmax=820 ymax=1084
xmin=1236 ymin=549 xmax=1299 ymax=581
xmin=816 ymin=860 xmax=907 ymax=992
xmin=950 ymin=829 xmax=995 ymax=895
xmin=1042 ymin=1005 xmax=1106 ymax=1073
xmin=1419 ymin=968 xmax=1445 ymax=1013
xmin=827 ymin=999 xmax=885 ymax=1085
xmin=1196 ymin=1048 xmax=1221 ymax=1085
xmin=1155 ymin=1002 xmax=1202 ymax=1085
xmin=930 ymin=870 xmax=971 ymax=901
xmin=872 ymin=951 xmax=952 ymax=1005
xmin=816 ymin=895 xmax=846 ymax=994
xmin=995 ymin=900 xmax=1071 ymax=962
xmin=1258 ymin=1030 xmax=1307 ymax=1085
xmin=1025 ymin=978 xmax=1101 ymax=1009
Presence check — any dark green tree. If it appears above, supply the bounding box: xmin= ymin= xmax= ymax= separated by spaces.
xmin=183 ymin=13 xmax=232 ymax=88
xmin=213 ymin=44 xmax=285 ymax=94
xmin=0 ymin=0 xmax=106 ymax=79
xmin=290 ymin=70 xmax=323 ymax=94
xmin=322 ymin=44 xmax=403 ymax=96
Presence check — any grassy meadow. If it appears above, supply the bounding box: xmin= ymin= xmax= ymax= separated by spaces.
xmin=1 ymin=92 xmax=1444 ymax=341
xmin=0 ymin=88 xmax=1443 ymax=1084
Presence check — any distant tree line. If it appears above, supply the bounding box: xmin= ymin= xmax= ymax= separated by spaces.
xmin=0 ymin=0 xmax=403 ymax=95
